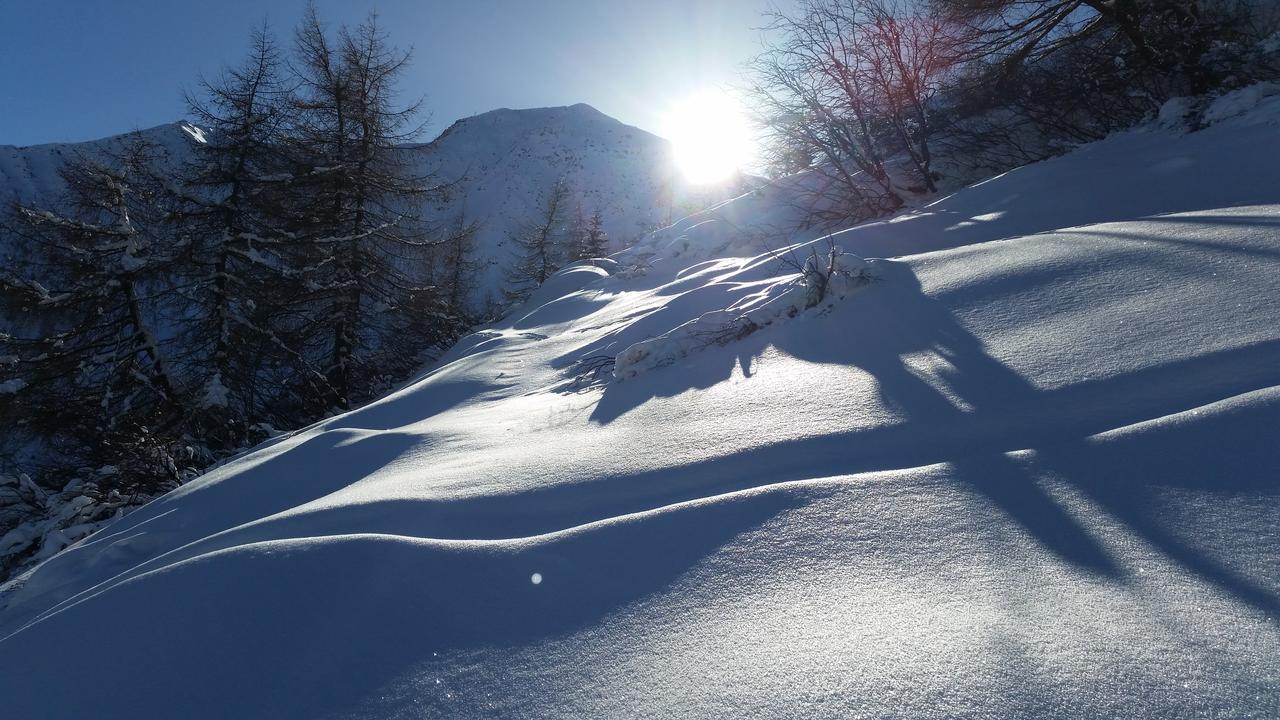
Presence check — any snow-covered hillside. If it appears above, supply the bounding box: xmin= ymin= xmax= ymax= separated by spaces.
xmin=0 ymin=104 xmax=740 ymax=308
xmin=416 ymin=104 xmax=736 ymax=301
xmin=2 ymin=86 xmax=1279 ymax=718
xmin=0 ymin=122 xmax=197 ymax=204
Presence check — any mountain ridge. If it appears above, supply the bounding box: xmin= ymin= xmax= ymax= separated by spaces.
xmin=0 ymin=103 xmax=744 ymax=307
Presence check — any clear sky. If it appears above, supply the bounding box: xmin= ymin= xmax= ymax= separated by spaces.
xmin=0 ymin=0 xmax=796 ymax=147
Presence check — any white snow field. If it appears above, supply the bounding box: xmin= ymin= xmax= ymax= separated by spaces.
xmin=3 ymin=88 xmax=1280 ymax=718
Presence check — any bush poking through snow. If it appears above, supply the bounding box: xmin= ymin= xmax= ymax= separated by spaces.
xmin=803 ymin=245 xmax=873 ymax=309
xmin=560 ymin=354 xmax=618 ymax=392
xmin=613 ymin=246 xmax=875 ymax=380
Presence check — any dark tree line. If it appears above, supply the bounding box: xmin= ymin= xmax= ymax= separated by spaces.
xmin=0 ymin=8 xmax=475 ymax=500
xmin=750 ymin=0 xmax=1279 ymax=223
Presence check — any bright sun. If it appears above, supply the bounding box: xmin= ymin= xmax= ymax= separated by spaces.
xmin=661 ymin=90 xmax=755 ymax=185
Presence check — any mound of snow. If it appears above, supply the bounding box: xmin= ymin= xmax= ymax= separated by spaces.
xmin=1202 ymin=81 xmax=1280 ymax=124
xmin=614 ymin=248 xmax=877 ymax=380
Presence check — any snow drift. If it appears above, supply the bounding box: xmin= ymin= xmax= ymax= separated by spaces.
xmin=2 ymin=88 xmax=1280 ymax=718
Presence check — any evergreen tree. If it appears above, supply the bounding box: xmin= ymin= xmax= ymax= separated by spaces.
xmin=505 ymin=177 xmax=571 ymax=303
xmin=577 ymin=209 xmax=609 ymax=260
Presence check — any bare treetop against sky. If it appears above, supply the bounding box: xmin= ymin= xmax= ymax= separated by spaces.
xmin=0 ymin=0 xmax=797 ymax=147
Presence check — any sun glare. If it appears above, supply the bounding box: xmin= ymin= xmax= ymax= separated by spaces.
xmin=661 ymin=90 xmax=755 ymax=185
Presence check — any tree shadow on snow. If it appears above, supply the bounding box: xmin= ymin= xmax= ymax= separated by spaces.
xmin=0 ymin=481 xmax=800 ymax=720
xmin=585 ymin=261 xmax=1280 ymax=615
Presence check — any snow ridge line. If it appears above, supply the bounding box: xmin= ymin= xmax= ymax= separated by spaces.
xmin=8 ymin=381 xmax=1276 ymax=642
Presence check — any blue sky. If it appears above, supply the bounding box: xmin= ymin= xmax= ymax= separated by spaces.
xmin=0 ymin=0 xmax=796 ymax=146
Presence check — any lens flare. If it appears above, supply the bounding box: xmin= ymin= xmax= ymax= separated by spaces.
xmin=661 ymin=90 xmax=755 ymax=184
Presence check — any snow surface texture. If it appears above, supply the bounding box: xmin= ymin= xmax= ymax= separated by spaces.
xmin=2 ymin=90 xmax=1280 ymax=718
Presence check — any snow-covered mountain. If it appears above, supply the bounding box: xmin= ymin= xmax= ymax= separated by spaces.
xmin=2 ymin=84 xmax=1280 ymax=718
xmin=0 ymin=104 xmax=743 ymax=308
xmin=413 ymin=103 xmax=751 ymax=303
xmin=0 ymin=122 xmax=197 ymax=210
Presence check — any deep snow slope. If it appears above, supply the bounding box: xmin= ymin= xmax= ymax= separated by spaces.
xmin=2 ymin=88 xmax=1280 ymax=718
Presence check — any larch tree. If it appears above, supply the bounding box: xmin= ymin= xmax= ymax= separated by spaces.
xmin=288 ymin=5 xmax=448 ymax=408
xmin=175 ymin=22 xmax=333 ymax=447
xmin=434 ymin=210 xmax=481 ymax=326
xmin=0 ymin=138 xmax=192 ymax=491
xmin=577 ymin=209 xmax=609 ymax=260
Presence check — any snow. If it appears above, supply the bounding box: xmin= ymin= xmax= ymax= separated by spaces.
xmin=200 ymin=373 xmax=230 ymax=408
xmin=1157 ymin=96 xmax=1201 ymax=130
xmin=181 ymin=123 xmax=207 ymax=144
xmin=1202 ymin=81 xmax=1280 ymax=125
xmin=0 ymin=121 xmax=194 ymax=206
xmin=408 ymin=104 xmax=750 ymax=305
xmin=611 ymin=249 xmax=877 ymax=380
xmin=2 ymin=93 xmax=1280 ymax=718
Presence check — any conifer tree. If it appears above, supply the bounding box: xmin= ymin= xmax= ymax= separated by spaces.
xmin=504 ymin=176 xmax=571 ymax=303
xmin=175 ymin=22 xmax=332 ymax=443
xmin=577 ymin=209 xmax=609 ymax=260
xmin=0 ymin=138 xmax=191 ymax=490
xmin=288 ymin=5 xmax=448 ymax=408
xmin=436 ymin=210 xmax=481 ymax=325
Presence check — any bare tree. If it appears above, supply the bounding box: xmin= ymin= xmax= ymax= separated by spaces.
xmin=932 ymin=0 xmax=1269 ymax=93
xmin=288 ymin=5 xmax=448 ymax=408
xmin=857 ymin=1 xmax=961 ymax=193
xmin=750 ymin=0 xmax=900 ymax=219
xmin=749 ymin=0 xmax=963 ymax=223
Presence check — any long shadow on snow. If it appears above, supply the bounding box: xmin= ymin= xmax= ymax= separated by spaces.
xmin=1 ymin=429 xmax=424 ymax=633
xmin=582 ymin=262 xmax=1280 ymax=613
xmin=0 ymin=484 xmax=799 ymax=720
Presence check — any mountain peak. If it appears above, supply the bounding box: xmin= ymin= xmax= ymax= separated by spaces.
xmin=442 ymin=103 xmax=642 ymax=137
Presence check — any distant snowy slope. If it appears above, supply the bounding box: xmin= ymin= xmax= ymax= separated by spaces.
xmin=2 ymin=89 xmax=1279 ymax=719
xmin=0 ymin=105 xmax=741 ymax=309
xmin=411 ymin=103 xmax=740 ymax=303
xmin=0 ymin=122 xmax=198 ymax=205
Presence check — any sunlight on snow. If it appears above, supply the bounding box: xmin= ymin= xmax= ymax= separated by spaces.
xmin=180 ymin=123 xmax=207 ymax=144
